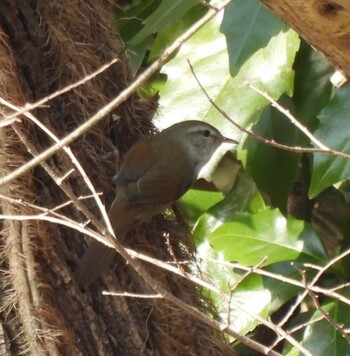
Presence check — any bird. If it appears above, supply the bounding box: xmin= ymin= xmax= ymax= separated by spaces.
xmin=75 ymin=120 xmax=235 ymax=287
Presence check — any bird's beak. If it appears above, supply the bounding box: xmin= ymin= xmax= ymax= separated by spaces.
xmin=222 ymin=136 xmax=238 ymax=144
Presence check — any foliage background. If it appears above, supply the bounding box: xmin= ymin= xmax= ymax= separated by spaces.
xmin=116 ymin=0 xmax=350 ymax=354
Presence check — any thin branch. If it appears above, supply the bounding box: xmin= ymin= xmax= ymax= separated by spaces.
xmin=102 ymin=291 xmax=163 ymax=298
xmin=0 ymin=58 xmax=119 ymax=126
xmin=203 ymin=258 xmax=350 ymax=308
xmin=163 ymin=232 xmax=185 ymax=274
xmin=287 ymin=315 xmax=324 ymax=336
xmin=245 ymin=81 xmax=329 ymax=151
xmin=279 ymin=250 xmax=350 ymax=330
xmin=188 ymin=60 xmax=350 ymax=159
xmin=226 ymin=257 xmax=267 ymax=328
xmin=1 ymin=99 xmax=112 ymax=234
xmin=301 ymin=269 xmax=350 ymax=343
xmin=245 ymin=81 xmax=350 ymax=160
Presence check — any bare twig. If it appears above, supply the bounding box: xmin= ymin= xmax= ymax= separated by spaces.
xmin=202 ymin=258 xmax=350 ymax=308
xmin=245 ymin=81 xmax=350 ymax=160
xmin=1 ymin=99 xmax=112 ymax=234
xmin=188 ymin=60 xmax=350 ymax=160
xmin=278 ymin=250 xmax=350 ymax=331
xmin=245 ymin=81 xmax=329 ymax=151
xmin=163 ymin=232 xmax=185 ymax=274
xmin=102 ymin=291 xmax=163 ymax=298
xmin=0 ymin=58 xmax=119 ymax=126
xmin=226 ymin=257 xmax=267 ymax=327
xmin=301 ymin=269 xmax=350 ymax=343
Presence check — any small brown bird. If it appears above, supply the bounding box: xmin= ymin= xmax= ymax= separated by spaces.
xmin=75 ymin=120 xmax=235 ymax=286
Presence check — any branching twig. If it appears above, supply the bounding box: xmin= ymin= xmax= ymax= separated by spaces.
xmin=1 ymin=99 xmax=112 ymax=234
xmin=0 ymin=58 xmax=119 ymax=126
xmin=245 ymin=81 xmax=329 ymax=151
xmin=188 ymin=60 xmax=350 ymax=160
xmin=226 ymin=257 xmax=267 ymax=327
xmin=202 ymin=258 xmax=350 ymax=308
xmin=278 ymin=250 xmax=350 ymax=331
xmin=163 ymin=232 xmax=185 ymax=274
xmin=301 ymin=269 xmax=350 ymax=343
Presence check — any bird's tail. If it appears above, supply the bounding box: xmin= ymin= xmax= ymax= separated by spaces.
xmin=75 ymin=199 xmax=130 ymax=287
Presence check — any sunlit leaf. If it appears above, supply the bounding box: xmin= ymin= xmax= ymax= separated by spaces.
xmin=192 ymin=172 xmax=261 ymax=243
xmin=181 ymin=189 xmax=224 ymax=224
xmin=210 ymin=209 xmax=328 ymax=266
xmin=301 ymin=301 xmax=350 ymax=355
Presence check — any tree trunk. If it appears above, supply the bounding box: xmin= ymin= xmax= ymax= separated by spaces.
xmin=0 ymin=1 xmax=233 ymax=355
xmin=261 ymin=0 xmax=350 ymax=77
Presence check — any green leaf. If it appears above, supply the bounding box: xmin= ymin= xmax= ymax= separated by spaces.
xmin=293 ymin=40 xmax=333 ymax=130
xmin=159 ymin=12 xmax=300 ymax=143
xmin=181 ymin=189 xmax=224 ymax=224
xmin=242 ymin=98 xmax=300 ymax=212
xmin=192 ymin=172 xmax=261 ymax=242
xmin=126 ymin=38 xmax=154 ymax=75
xmin=116 ymin=0 xmax=161 ymax=42
xmin=115 ymin=0 xmax=161 ymax=73
xmin=301 ymin=301 xmax=350 ymax=355
xmin=129 ymin=0 xmax=197 ymax=46
xmin=209 ymin=209 xmax=328 ymax=266
xmin=221 ymin=0 xmax=286 ymax=75
xmin=148 ymin=4 xmax=207 ymax=62
xmin=309 ymin=86 xmax=350 ymax=198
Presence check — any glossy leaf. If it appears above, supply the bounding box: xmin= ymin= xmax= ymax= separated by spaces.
xmin=192 ymin=172 xmax=261 ymax=243
xmin=210 ymin=209 xmax=328 ymax=266
xmin=301 ymin=301 xmax=350 ymax=355
xmin=181 ymin=189 xmax=224 ymax=224
xmin=221 ymin=0 xmax=286 ymax=75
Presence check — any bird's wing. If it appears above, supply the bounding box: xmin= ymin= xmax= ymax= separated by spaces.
xmin=128 ymin=171 xmax=192 ymax=204
xmin=116 ymin=139 xmax=192 ymax=204
xmin=116 ymin=140 xmax=157 ymax=185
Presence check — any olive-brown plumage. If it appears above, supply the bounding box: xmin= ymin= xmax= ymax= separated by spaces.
xmin=75 ymin=120 xmax=234 ymax=286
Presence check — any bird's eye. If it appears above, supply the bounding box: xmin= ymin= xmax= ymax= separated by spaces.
xmin=202 ymin=130 xmax=211 ymax=137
